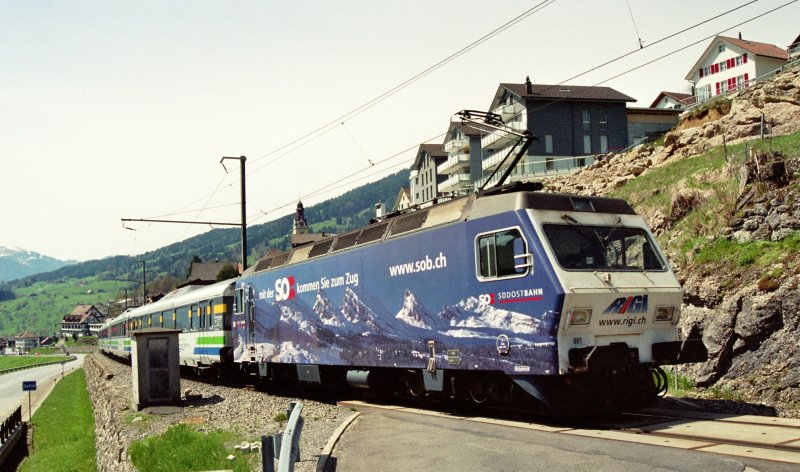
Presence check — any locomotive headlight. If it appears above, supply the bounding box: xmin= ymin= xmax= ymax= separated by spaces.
xmin=568 ymin=308 xmax=592 ymax=326
xmin=655 ymin=306 xmax=676 ymax=323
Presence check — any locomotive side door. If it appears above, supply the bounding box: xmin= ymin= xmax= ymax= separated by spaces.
xmin=233 ymin=284 xmax=256 ymax=362
xmin=246 ymin=285 xmax=256 ymax=353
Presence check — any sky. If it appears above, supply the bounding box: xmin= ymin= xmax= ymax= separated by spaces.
xmin=1 ymin=0 xmax=798 ymax=262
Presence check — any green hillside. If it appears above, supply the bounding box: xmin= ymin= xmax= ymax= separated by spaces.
xmin=0 ymin=170 xmax=408 ymax=337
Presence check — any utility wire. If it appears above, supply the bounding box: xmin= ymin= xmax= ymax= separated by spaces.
xmin=245 ymin=0 xmax=557 ymax=171
xmin=128 ymin=0 xmax=792 ymax=255
xmin=248 ymin=0 xmax=793 ymax=226
xmin=624 ymin=0 xmax=645 ymax=48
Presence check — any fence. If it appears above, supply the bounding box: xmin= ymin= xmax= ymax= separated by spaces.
xmin=0 ymin=406 xmax=25 ymax=467
xmin=262 ymin=401 xmax=304 ymax=472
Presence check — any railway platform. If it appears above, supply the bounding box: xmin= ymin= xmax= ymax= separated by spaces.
xmin=319 ymin=399 xmax=800 ymax=472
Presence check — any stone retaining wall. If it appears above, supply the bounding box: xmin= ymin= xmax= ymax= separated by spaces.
xmin=84 ymin=356 xmax=133 ymax=472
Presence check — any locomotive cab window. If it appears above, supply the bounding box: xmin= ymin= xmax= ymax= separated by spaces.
xmin=476 ymin=228 xmax=531 ymax=280
xmin=543 ymin=223 xmax=666 ymax=271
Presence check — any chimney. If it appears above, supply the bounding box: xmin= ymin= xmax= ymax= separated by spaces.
xmin=525 ymin=75 xmax=532 ymax=94
xmin=738 ymin=32 xmax=742 ymax=40
xmin=375 ymin=202 xmax=384 ymax=219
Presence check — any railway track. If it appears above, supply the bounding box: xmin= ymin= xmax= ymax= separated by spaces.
xmin=103 ymin=352 xmax=800 ymax=465
xmin=337 ymin=398 xmax=800 ymax=466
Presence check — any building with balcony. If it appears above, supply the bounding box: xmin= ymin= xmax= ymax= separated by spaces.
xmin=14 ymin=332 xmax=39 ymax=353
xmin=479 ymin=77 xmax=634 ymax=187
xmin=61 ymin=304 xmax=106 ymax=338
xmin=789 ymin=33 xmax=800 ymax=61
xmin=686 ymin=34 xmax=788 ymax=104
xmin=409 ymin=144 xmax=447 ymax=205
xmin=437 ymin=121 xmax=495 ymax=196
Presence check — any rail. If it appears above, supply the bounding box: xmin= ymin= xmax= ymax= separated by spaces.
xmin=262 ymin=401 xmax=304 ymax=472
xmin=0 ymin=406 xmax=25 ymax=467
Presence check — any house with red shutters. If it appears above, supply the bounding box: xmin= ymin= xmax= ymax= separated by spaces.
xmin=685 ymin=34 xmax=788 ymax=104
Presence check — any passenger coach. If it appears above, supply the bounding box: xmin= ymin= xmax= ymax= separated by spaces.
xmin=99 ymin=280 xmax=235 ymax=371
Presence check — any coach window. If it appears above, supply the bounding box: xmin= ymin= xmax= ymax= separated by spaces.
xmin=476 ymin=228 xmax=530 ymax=280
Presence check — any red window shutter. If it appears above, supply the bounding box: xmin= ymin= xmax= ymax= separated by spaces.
xmin=729 ymin=78 xmax=735 ymax=89
xmin=716 ymin=82 xmax=720 ymax=95
xmin=743 ymin=54 xmax=748 ymax=64
xmin=744 ymin=73 xmax=749 ymax=86
xmin=728 ymin=58 xmax=734 ymax=68
xmin=699 ymin=68 xmax=704 ymax=78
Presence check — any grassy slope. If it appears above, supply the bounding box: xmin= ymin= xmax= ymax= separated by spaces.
xmin=611 ymin=131 xmax=800 ymax=291
xmin=20 ymin=370 xmax=97 ymax=472
xmin=0 ymin=276 xmax=125 ymax=336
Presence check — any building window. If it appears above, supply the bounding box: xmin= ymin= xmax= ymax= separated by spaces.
xmin=720 ymin=61 xmax=727 ymax=72
xmin=545 ymin=134 xmax=553 ymax=154
xmin=583 ymin=135 xmax=591 ymax=154
xmin=546 ymin=156 xmax=554 ymax=171
xmin=735 ymin=55 xmax=743 ymax=66
xmin=576 ymin=156 xmax=586 ymax=167
xmin=718 ymin=44 xmax=726 ymax=53
xmin=600 ymin=135 xmax=608 ymax=154
xmin=582 ymin=111 xmax=590 ymax=131
xmin=599 ymin=112 xmax=607 ymax=131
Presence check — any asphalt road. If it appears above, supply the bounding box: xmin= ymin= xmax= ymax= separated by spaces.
xmin=0 ymin=354 xmax=85 ymax=421
xmin=328 ymin=406 xmax=797 ymax=472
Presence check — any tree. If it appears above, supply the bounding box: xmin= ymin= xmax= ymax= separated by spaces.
xmin=216 ymin=263 xmax=239 ymax=282
xmin=0 ymin=284 xmax=14 ymax=302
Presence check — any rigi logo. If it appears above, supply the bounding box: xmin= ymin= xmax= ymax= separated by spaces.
xmin=604 ymin=295 xmax=648 ymax=315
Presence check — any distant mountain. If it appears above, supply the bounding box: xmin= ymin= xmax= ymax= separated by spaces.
xmin=0 ymin=246 xmax=74 ymax=282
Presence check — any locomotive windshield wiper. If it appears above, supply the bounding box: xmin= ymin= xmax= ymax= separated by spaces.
xmin=561 ymin=213 xmax=579 ymax=224
xmin=603 ymin=216 xmax=623 ymax=242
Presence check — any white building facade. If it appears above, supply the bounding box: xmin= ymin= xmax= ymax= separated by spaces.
xmin=686 ymin=35 xmax=788 ymax=103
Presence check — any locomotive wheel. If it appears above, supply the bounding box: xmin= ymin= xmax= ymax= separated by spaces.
xmin=467 ymin=377 xmax=495 ymax=404
xmin=404 ymin=370 xmax=425 ymax=398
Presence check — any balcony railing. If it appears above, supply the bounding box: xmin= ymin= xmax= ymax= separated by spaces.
xmin=493 ymin=102 xmax=523 ymax=121
xmin=476 ymin=155 xmax=595 ymax=188
xmin=480 ymin=118 xmax=527 ymax=150
xmin=439 ymin=173 xmax=473 ymax=192
xmin=437 ymin=152 xmax=470 ymax=174
xmin=443 ymin=137 xmax=469 ymax=153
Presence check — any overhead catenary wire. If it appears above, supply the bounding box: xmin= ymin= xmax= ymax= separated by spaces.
xmin=244 ymin=0 xmax=557 ymax=172
xmin=525 ymin=0 xmax=797 ymax=118
xmin=624 ymin=0 xmax=645 ymax=49
xmin=125 ymin=0 xmax=794 ymax=256
xmin=247 ymin=0 xmax=796 ymax=226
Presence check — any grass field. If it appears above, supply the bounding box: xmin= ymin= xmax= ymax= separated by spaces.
xmin=20 ymin=370 xmax=96 ymax=472
xmin=0 ymin=356 xmax=71 ymax=371
xmin=129 ymin=423 xmax=255 ymax=472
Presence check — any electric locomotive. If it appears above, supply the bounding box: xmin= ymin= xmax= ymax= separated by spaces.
xmin=230 ymin=183 xmax=705 ymax=415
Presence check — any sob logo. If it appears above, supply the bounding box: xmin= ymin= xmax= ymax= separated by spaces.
xmin=275 ymin=276 xmax=296 ymax=301
xmin=478 ymin=293 xmax=495 ymax=306
xmin=604 ymin=295 xmax=648 ymax=315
